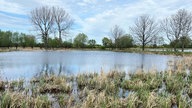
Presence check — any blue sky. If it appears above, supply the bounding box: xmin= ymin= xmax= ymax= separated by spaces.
xmin=0 ymin=0 xmax=192 ymax=43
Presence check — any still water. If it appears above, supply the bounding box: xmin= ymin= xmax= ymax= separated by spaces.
xmin=0 ymin=50 xmax=176 ymax=80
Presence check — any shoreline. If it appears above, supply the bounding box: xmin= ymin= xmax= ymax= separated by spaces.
xmin=1 ymin=47 xmax=192 ymax=56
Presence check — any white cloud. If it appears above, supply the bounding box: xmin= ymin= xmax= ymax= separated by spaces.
xmin=0 ymin=13 xmax=30 ymax=32
xmin=33 ymin=0 xmax=66 ymax=7
xmin=105 ymin=0 xmax=112 ymax=2
xmin=83 ymin=0 xmax=97 ymax=4
xmin=77 ymin=0 xmax=97 ymax=7
xmin=0 ymin=0 xmax=26 ymax=14
xmin=77 ymin=2 xmax=87 ymax=6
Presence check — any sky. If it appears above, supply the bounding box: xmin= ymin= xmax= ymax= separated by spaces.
xmin=0 ymin=0 xmax=192 ymax=43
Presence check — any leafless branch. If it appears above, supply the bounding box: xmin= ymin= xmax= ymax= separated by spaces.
xmin=130 ymin=15 xmax=159 ymax=51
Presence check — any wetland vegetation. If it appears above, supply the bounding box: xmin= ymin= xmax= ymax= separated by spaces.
xmin=0 ymin=56 xmax=191 ymax=107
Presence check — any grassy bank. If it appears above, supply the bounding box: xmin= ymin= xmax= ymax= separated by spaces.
xmin=113 ymin=48 xmax=192 ymax=56
xmin=0 ymin=57 xmax=192 ymax=107
xmin=0 ymin=47 xmax=43 ymax=52
xmin=1 ymin=47 xmax=192 ymax=57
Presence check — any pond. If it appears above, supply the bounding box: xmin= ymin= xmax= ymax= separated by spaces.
xmin=0 ymin=50 xmax=177 ymax=80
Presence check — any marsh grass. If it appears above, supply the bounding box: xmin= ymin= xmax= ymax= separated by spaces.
xmin=80 ymin=90 xmax=128 ymax=108
xmin=0 ymin=81 xmax=5 ymax=91
xmin=76 ymin=71 xmax=125 ymax=96
xmin=31 ymin=75 xmax=72 ymax=94
xmin=164 ymin=73 xmax=186 ymax=95
xmin=8 ymin=79 xmax=24 ymax=92
xmin=122 ymin=70 xmax=163 ymax=91
xmin=126 ymin=92 xmax=140 ymax=108
xmin=0 ymin=91 xmax=51 ymax=108
xmin=55 ymin=94 xmax=70 ymax=107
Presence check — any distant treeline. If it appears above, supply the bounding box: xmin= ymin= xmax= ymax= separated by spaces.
xmin=0 ymin=30 xmax=36 ymax=49
xmin=1 ymin=30 xmax=192 ymax=50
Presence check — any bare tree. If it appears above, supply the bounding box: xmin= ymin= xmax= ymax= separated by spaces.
xmin=130 ymin=15 xmax=158 ymax=51
xmin=161 ymin=9 xmax=192 ymax=52
xmin=52 ymin=7 xmax=73 ymax=44
xmin=110 ymin=25 xmax=125 ymax=48
xmin=30 ymin=6 xmax=54 ymax=49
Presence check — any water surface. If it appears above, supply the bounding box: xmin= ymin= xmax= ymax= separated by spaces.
xmin=0 ymin=50 xmax=176 ymax=80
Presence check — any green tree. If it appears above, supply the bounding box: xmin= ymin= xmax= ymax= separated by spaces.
xmin=63 ymin=41 xmax=73 ymax=48
xmin=25 ymin=35 xmax=36 ymax=48
xmin=0 ymin=30 xmax=4 ymax=47
xmin=170 ymin=36 xmax=191 ymax=51
xmin=110 ymin=25 xmax=124 ymax=48
xmin=0 ymin=31 xmax=12 ymax=48
xmin=19 ymin=33 xmax=27 ymax=48
xmin=73 ymin=33 xmax=88 ymax=48
xmin=12 ymin=32 xmax=20 ymax=49
xmin=88 ymin=39 xmax=96 ymax=48
xmin=48 ymin=37 xmax=60 ymax=48
xmin=0 ymin=30 xmax=36 ymax=49
xmin=180 ymin=36 xmax=191 ymax=52
xmin=117 ymin=34 xmax=134 ymax=49
xmin=102 ymin=37 xmax=112 ymax=48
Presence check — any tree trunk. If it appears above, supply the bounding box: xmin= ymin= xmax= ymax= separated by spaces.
xmin=142 ymin=34 xmax=145 ymax=51
xmin=115 ymin=39 xmax=117 ymax=50
xmin=174 ymin=46 xmax=177 ymax=52
xmin=44 ymin=34 xmax=48 ymax=50
xmin=15 ymin=44 xmax=18 ymax=49
xmin=59 ymin=31 xmax=62 ymax=47
xmin=182 ymin=43 xmax=184 ymax=52
xmin=142 ymin=42 xmax=145 ymax=51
